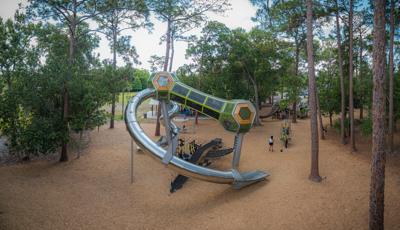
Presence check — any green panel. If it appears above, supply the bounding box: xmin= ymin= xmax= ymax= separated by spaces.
xmin=238 ymin=124 xmax=252 ymax=133
xmin=157 ymin=90 xmax=170 ymax=100
xmin=223 ymin=103 xmax=235 ymax=114
xmin=219 ymin=113 xmax=239 ymax=132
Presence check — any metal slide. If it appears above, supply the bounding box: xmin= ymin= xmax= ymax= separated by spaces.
xmin=125 ymin=72 xmax=269 ymax=189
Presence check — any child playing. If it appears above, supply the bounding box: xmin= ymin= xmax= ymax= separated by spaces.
xmin=268 ymin=136 xmax=274 ymax=152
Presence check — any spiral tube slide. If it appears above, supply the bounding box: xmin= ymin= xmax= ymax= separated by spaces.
xmin=125 ymin=88 xmax=269 ymax=189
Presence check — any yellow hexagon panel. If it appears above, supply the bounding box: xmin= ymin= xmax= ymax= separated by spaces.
xmin=152 ymin=71 xmax=174 ymax=91
xmin=233 ymin=103 xmax=256 ymax=125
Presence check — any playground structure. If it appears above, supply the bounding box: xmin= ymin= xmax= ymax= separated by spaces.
xmin=260 ymin=101 xmax=308 ymax=120
xmin=259 ymin=103 xmax=280 ymax=119
xmin=125 ymin=71 xmax=269 ymax=189
xmin=170 ymin=137 xmax=233 ymax=192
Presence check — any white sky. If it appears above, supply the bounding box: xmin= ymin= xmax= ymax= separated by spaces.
xmin=0 ymin=0 xmax=257 ymax=71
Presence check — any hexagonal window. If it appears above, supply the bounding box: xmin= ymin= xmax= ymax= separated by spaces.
xmin=238 ymin=107 xmax=251 ymax=120
xmin=157 ymin=75 xmax=169 ymax=87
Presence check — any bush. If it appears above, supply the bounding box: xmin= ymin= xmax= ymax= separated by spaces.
xmin=333 ymin=117 xmax=350 ymax=134
xmin=360 ymin=116 xmax=372 ymax=136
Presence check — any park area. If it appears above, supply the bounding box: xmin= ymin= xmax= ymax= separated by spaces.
xmin=0 ymin=0 xmax=399 ymax=229
xmin=1 ymin=113 xmax=400 ymax=230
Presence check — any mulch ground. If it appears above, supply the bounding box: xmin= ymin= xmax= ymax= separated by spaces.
xmin=0 ymin=116 xmax=399 ymax=230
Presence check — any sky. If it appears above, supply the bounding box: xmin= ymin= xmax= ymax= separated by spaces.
xmin=0 ymin=0 xmax=257 ymax=71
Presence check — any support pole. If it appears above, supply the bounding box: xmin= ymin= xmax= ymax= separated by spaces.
xmin=161 ymin=101 xmax=172 ymax=142
xmin=161 ymin=101 xmax=174 ymax=164
xmin=130 ymin=138 xmax=134 ymax=184
xmin=122 ymin=92 xmax=125 ymax=120
xmin=232 ymin=133 xmax=244 ymax=169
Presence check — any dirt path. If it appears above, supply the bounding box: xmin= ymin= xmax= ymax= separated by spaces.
xmin=0 ymin=118 xmax=399 ymax=230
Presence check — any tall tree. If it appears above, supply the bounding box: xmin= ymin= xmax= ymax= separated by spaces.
xmin=149 ymin=0 xmax=230 ymax=136
xmin=348 ymin=0 xmax=356 ymax=152
xmin=306 ymin=0 xmax=322 ymax=182
xmin=316 ymin=42 xmax=342 ymax=128
xmin=388 ymin=0 xmax=395 ymax=153
xmin=94 ymin=0 xmax=149 ymax=129
xmin=272 ymin=0 xmax=307 ymax=124
xmin=27 ymin=0 xmax=109 ymax=162
xmin=335 ymin=0 xmax=346 ymax=144
xmin=251 ymin=0 xmax=326 ymax=124
xmin=356 ymin=15 xmax=368 ymax=121
xmin=316 ymin=92 xmax=325 ymax=140
xmin=369 ymin=0 xmax=386 ymax=228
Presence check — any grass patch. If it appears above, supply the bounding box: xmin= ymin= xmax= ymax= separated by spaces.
xmin=117 ymin=92 xmax=136 ymax=104
xmin=106 ymin=97 xmax=152 ymax=122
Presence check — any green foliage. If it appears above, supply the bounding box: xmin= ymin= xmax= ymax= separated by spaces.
xmin=0 ymin=13 xmax=61 ymax=156
xmin=0 ymin=16 xmax=116 ymax=158
xmin=117 ymin=92 xmax=136 ymax=103
xmin=94 ymin=0 xmax=150 ymax=66
xmin=133 ymin=68 xmax=150 ymax=91
xmin=279 ymin=99 xmax=289 ymax=110
xmin=132 ymin=77 xmax=143 ymax=91
xmin=333 ymin=117 xmax=350 ymax=135
xmin=148 ymin=0 xmax=230 ymax=38
xmin=183 ymin=21 xmax=294 ymax=104
xmin=69 ymin=69 xmax=110 ymax=133
xmin=316 ymin=43 xmax=342 ymax=115
xmin=360 ymin=116 xmax=372 ymax=136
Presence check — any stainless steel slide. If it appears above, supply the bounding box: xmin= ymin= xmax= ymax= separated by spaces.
xmin=125 ymin=88 xmax=269 ymax=189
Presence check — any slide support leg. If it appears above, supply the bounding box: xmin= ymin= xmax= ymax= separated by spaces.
xmin=161 ymin=101 xmax=174 ymax=164
xmin=232 ymin=133 xmax=244 ymax=169
xmin=130 ymin=138 xmax=134 ymax=183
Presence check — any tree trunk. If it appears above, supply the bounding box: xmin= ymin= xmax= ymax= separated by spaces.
xmin=316 ymin=92 xmax=325 ymax=140
xmin=163 ymin=20 xmax=171 ymax=72
xmin=388 ymin=0 xmax=395 ymax=153
xmin=306 ymin=0 xmax=321 ymax=182
xmin=292 ymin=41 xmax=300 ymax=123
xmin=60 ymin=86 xmax=69 ymax=162
xmin=245 ymin=68 xmax=262 ymax=126
xmin=155 ymin=19 xmax=172 ymax=136
xmin=110 ymin=29 xmax=117 ymax=129
xmin=267 ymin=0 xmax=272 ymax=27
xmin=77 ymin=130 xmax=83 ymax=159
xmin=60 ymin=19 xmax=77 ymax=162
xmin=369 ymin=1 xmax=386 ymax=228
xmin=360 ymin=107 xmax=364 ymax=120
xmin=349 ymin=0 xmax=356 ymax=152
xmin=195 ymin=110 xmax=199 ymax=125
xmin=253 ymin=82 xmax=262 ymax=126
xmin=155 ymin=105 xmax=161 ymax=136
xmin=329 ymin=111 xmax=333 ymax=127
xmin=168 ymin=32 xmax=174 ymax=72
xmin=359 ymin=31 xmax=364 ymax=120
xmin=335 ymin=0 xmax=346 ymax=145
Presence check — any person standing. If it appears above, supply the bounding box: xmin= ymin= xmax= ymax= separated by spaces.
xmin=268 ymin=136 xmax=274 ymax=152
